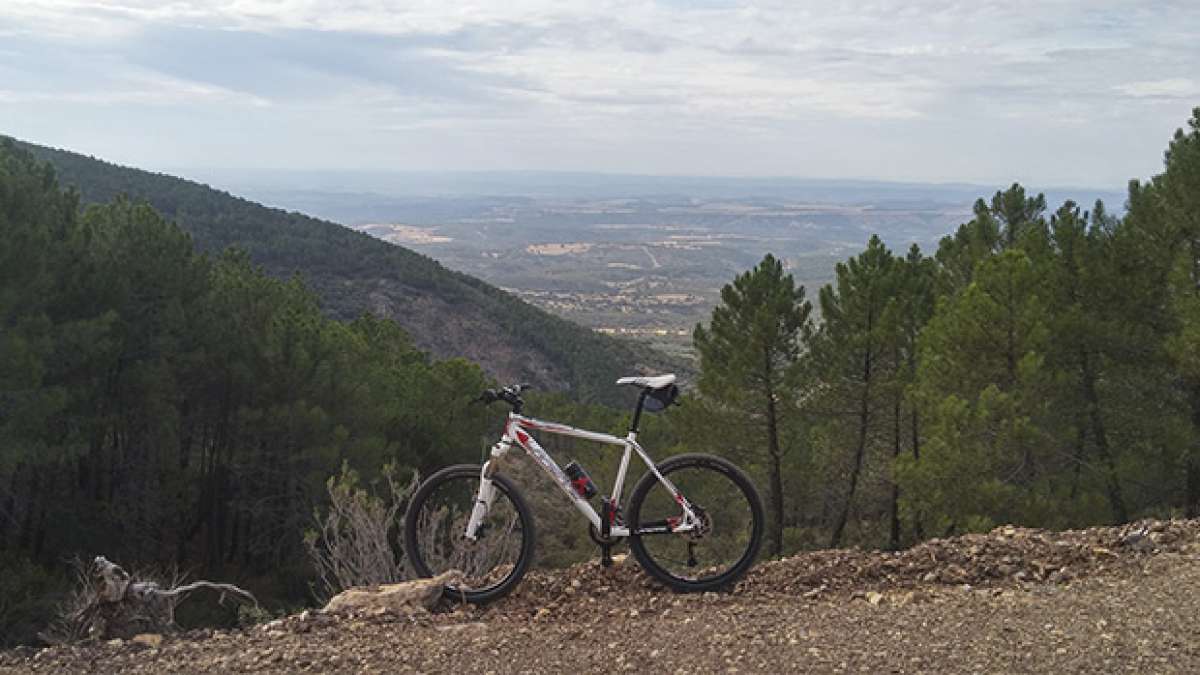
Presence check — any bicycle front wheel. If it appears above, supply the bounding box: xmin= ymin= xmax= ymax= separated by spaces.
xmin=628 ymin=453 xmax=763 ymax=592
xmin=403 ymin=464 xmax=535 ymax=603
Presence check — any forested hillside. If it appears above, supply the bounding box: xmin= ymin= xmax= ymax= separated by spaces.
xmin=679 ymin=108 xmax=1200 ymax=556
xmin=10 ymin=139 xmax=677 ymax=406
xmin=0 ymin=137 xmax=520 ymax=643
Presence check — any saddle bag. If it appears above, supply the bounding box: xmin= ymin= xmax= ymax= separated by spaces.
xmin=644 ymin=384 xmax=680 ymax=412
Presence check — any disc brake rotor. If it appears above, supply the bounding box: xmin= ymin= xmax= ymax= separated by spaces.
xmin=688 ymin=504 xmax=712 ymax=540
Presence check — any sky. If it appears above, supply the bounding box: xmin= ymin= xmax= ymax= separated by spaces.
xmin=2 ymin=1 xmax=1198 ymax=188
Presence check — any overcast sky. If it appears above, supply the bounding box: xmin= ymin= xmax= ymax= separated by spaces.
xmin=2 ymin=1 xmax=1197 ymax=188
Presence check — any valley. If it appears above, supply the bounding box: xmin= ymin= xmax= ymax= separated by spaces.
xmin=187 ymin=171 xmax=1122 ymax=359
xmin=352 ymin=197 xmax=964 ymax=358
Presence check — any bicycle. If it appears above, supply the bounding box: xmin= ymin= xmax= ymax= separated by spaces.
xmin=402 ymin=375 xmax=765 ymax=603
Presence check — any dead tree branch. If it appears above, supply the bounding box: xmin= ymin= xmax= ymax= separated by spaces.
xmin=40 ymin=556 xmax=257 ymax=644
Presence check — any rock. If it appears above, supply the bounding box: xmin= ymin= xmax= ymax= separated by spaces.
xmin=940 ymin=564 xmax=968 ymax=584
xmin=865 ymin=591 xmax=884 ymax=606
xmin=437 ymin=622 xmax=487 ymax=633
xmin=322 ymin=570 xmax=464 ymax=615
xmin=1151 ymin=531 xmax=1176 ymax=545
xmin=130 ymin=633 xmax=162 ymax=649
xmin=1120 ymin=525 xmax=1152 ymax=551
xmin=1048 ymin=567 xmax=1073 ymax=583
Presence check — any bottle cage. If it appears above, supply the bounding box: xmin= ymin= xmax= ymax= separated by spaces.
xmin=643 ymin=384 xmax=680 ymax=413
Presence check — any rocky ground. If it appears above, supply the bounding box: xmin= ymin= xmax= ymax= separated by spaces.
xmin=4 ymin=519 xmax=1199 ymax=673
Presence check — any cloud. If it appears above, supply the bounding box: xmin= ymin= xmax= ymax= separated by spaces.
xmin=0 ymin=30 xmax=270 ymax=109
xmin=1 ymin=1 xmax=1198 ymax=186
xmin=122 ymin=26 xmax=544 ymax=105
xmin=0 ymin=85 xmax=268 ymax=107
xmin=1115 ymin=78 xmax=1200 ymax=99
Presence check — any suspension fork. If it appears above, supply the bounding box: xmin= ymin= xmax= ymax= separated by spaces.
xmin=464 ymin=468 xmax=496 ymax=541
xmin=464 ymin=437 xmax=513 ymax=541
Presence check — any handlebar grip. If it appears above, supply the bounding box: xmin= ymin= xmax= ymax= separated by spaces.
xmin=472 ymin=389 xmax=500 ymax=405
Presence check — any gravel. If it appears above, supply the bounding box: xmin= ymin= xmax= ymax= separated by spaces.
xmin=5 ymin=519 xmax=1199 ymax=674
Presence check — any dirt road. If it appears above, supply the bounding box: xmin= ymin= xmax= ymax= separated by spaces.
xmin=5 ymin=520 xmax=1199 ymax=673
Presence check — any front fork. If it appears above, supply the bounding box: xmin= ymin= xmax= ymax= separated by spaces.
xmin=464 ymin=438 xmax=512 ymax=541
xmin=464 ymin=468 xmax=496 ymax=541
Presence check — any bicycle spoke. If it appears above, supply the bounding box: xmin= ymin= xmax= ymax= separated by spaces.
xmin=406 ymin=468 xmax=531 ymax=596
xmin=630 ymin=455 xmax=763 ymax=590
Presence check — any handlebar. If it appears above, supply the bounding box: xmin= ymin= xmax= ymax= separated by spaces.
xmin=472 ymin=383 xmax=532 ymax=411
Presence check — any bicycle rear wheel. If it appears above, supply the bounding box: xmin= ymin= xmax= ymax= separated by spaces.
xmin=628 ymin=453 xmax=763 ymax=592
xmin=403 ymin=464 xmax=535 ymax=603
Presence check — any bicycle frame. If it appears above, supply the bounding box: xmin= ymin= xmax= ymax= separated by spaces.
xmin=464 ymin=412 xmax=701 ymax=540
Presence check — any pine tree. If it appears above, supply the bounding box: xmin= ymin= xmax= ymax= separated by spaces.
xmin=1158 ymin=109 xmax=1200 ymax=514
xmin=882 ymin=245 xmax=938 ymax=547
xmin=936 ymin=184 xmax=1047 ymax=290
xmin=693 ymin=253 xmax=813 ymax=556
xmin=901 ymin=250 xmax=1055 ymax=533
xmin=809 ymin=236 xmax=898 ymax=548
xmin=1041 ymin=201 xmax=1129 ymax=521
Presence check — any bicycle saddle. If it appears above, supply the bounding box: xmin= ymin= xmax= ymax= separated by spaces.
xmin=616 ymin=373 xmax=676 ymax=390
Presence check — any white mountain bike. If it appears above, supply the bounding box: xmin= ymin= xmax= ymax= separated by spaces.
xmin=403 ymin=375 xmax=764 ymax=602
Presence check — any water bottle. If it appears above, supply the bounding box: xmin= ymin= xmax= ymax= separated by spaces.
xmin=564 ymin=460 xmax=598 ymax=499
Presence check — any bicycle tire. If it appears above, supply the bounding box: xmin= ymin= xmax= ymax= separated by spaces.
xmin=627 ymin=453 xmax=763 ymax=592
xmin=403 ymin=464 xmax=536 ymax=603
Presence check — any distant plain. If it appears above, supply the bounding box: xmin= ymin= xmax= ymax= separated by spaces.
xmin=184 ymin=169 xmax=1124 ymax=359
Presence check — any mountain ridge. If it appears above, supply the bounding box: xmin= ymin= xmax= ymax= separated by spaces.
xmin=10 ymin=137 xmax=683 ymax=406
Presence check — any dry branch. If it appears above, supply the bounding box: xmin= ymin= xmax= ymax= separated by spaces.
xmin=40 ymin=556 xmax=258 ymax=644
xmin=304 ymin=463 xmax=418 ymax=603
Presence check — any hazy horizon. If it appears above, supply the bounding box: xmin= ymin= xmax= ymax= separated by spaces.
xmin=167 ymin=166 xmax=1128 ymax=214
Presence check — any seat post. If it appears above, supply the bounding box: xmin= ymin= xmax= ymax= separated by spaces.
xmin=629 ymin=388 xmax=649 ymax=434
